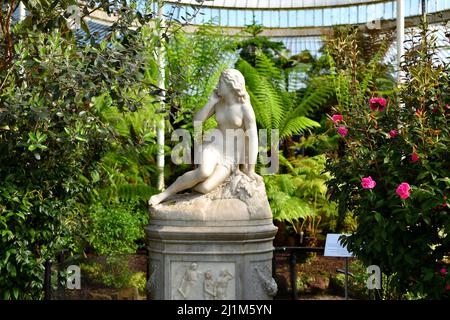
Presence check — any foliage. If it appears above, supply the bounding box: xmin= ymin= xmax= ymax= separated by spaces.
xmin=235 ymin=21 xmax=287 ymax=68
xmin=325 ymin=23 xmax=450 ymax=299
xmin=100 ymin=255 xmax=136 ymax=289
xmin=236 ymin=42 xmax=338 ymax=244
xmin=236 ymin=52 xmax=330 ymax=143
xmin=80 ymin=258 xmax=146 ymax=290
xmin=87 ymin=201 xmax=147 ymax=255
xmin=156 ymin=23 xmax=237 ymax=186
xmin=0 ymin=1 xmax=160 ymax=299
xmin=165 ymin=23 xmax=235 ymax=131
xmin=265 ymin=155 xmax=341 ymax=243
xmin=93 ymin=93 xmax=161 ymax=199
xmin=325 ymin=26 xmax=394 ymax=111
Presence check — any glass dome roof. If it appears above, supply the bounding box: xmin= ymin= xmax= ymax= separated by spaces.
xmin=169 ymin=0 xmax=385 ymax=9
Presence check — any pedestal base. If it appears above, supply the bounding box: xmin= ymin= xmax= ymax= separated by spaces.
xmin=146 ymin=217 xmax=278 ymax=300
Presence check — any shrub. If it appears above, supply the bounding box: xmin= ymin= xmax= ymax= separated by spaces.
xmin=87 ymin=202 xmax=147 ymax=256
xmin=0 ymin=1 xmax=156 ymax=299
xmin=326 ymin=23 xmax=449 ymax=299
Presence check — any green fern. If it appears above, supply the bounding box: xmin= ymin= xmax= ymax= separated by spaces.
xmin=264 ymin=155 xmax=339 ymax=235
xmin=237 ymin=51 xmax=328 ymax=143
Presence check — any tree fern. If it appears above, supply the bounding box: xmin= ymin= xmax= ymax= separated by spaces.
xmin=253 ymin=75 xmax=285 ymax=130
xmin=280 ymin=116 xmax=320 ymax=141
xmin=292 ymin=76 xmax=334 ymax=117
xmin=236 ymin=51 xmax=325 ymax=142
xmin=166 ymin=23 xmax=235 ymax=129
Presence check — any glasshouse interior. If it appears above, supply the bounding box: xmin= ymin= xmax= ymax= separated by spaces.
xmin=0 ymin=0 xmax=449 ymax=301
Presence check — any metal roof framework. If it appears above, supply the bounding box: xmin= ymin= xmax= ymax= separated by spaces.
xmin=168 ymin=0 xmax=387 ymax=9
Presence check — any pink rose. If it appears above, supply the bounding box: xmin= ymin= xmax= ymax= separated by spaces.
xmin=337 ymin=126 xmax=348 ymax=137
xmin=440 ymin=268 xmax=447 ymax=276
xmin=411 ymin=152 xmax=420 ymax=163
xmin=389 ymin=130 xmax=398 ymax=138
xmin=396 ymin=182 xmax=411 ymax=200
xmin=361 ymin=176 xmax=376 ymax=189
xmin=370 ymin=97 xmax=387 ymax=111
xmin=331 ymin=114 xmax=343 ymax=123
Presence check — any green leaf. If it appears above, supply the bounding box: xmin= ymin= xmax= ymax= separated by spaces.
xmin=374 ymin=212 xmax=383 ymax=223
xmin=28 ymin=145 xmax=37 ymax=151
xmin=423 ymin=271 xmax=434 ymax=281
xmin=12 ymin=288 xmax=19 ymax=300
xmin=80 ymin=19 xmax=90 ymax=36
xmin=75 ymin=136 xmax=87 ymax=142
xmin=7 ymin=262 xmax=16 ymax=277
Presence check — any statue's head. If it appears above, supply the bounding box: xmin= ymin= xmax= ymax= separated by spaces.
xmin=217 ymin=69 xmax=248 ymax=104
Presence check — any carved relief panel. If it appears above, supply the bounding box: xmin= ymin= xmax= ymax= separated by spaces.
xmin=171 ymin=262 xmax=236 ymax=300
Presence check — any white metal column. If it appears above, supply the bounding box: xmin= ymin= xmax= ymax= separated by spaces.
xmin=156 ymin=1 xmax=166 ymax=191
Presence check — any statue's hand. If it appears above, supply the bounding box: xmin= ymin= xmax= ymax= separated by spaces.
xmin=210 ymin=90 xmax=221 ymax=103
xmin=149 ymin=193 xmax=165 ymax=207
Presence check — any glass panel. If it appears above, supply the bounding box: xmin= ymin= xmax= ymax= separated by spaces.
xmin=297 ymin=9 xmax=305 ymax=27
xmin=262 ymin=10 xmax=271 ymax=27
xmin=340 ymin=6 xmax=349 ymax=25
xmin=228 ymin=9 xmax=237 ymax=26
xmin=202 ymin=8 xmax=212 ymax=24
xmin=280 ymin=10 xmax=288 ymax=28
xmin=255 ymin=10 xmax=263 ymax=25
xmin=171 ymin=5 xmax=181 ymax=20
xmin=367 ymin=4 xmax=377 ymax=22
xmin=224 ymin=9 xmax=232 ymax=26
xmin=358 ymin=5 xmax=367 ymax=24
xmin=377 ymin=2 xmax=384 ymax=18
xmin=304 ymin=9 xmax=314 ymax=27
xmin=313 ymin=9 xmax=323 ymax=27
xmin=383 ymin=1 xmax=394 ymax=20
xmin=427 ymin=0 xmax=437 ymax=13
xmin=186 ymin=6 xmax=197 ymax=23
xmin=236 ymin=10 xmax=246 ymax=27
xmin=323 ymin=8 xmax=332 ymax=26
xmin=163 ymin=4 xmax=172 ymax=15
xmin=288 ymin=10 xmax=296 ymax=28
xmin=439 ymin=0 xmax=450 ymax=10
xmin=271 ymin=10 xmax=280 ymax=28
xmin=244 ymin=10 xmax=251 ymax=25
xmin=349 ymin=5 xmax=358 ymax=24
xmin=210 ymin=8 xmax=220 ymax=25
xmin=407 ymin=0 xmax=421 ymax=16
xmin=331 ymin=7 xmax=339 ymax=25
xmin=220 ymin=9 xmax=228 ymax=26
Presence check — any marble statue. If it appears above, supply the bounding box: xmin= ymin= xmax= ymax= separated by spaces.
xmin=149 ymin=69 xmax=260 ymax=206
xmin=146 ymin=69 xmax=278 ymax=300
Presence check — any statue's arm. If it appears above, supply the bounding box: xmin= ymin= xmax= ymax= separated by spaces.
xmin=243 ymin=102 xmax=258 ymax=174
xmin=193 ymin=91 xmax=219 ymax=123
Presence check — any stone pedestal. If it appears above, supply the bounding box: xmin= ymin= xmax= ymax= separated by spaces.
xmin=146 ymin=171 xmax=278 ymax=300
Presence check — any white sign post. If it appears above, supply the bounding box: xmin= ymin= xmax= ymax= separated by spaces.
xmin=324 ymin=234 xmax=353 ymax=299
